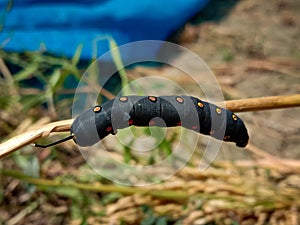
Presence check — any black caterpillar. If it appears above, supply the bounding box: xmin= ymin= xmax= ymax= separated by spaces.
xmin=35 ymin=96 xmax=249 ymax=148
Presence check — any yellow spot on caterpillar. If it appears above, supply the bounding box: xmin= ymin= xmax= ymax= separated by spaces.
xmin=93 ymin=106 xmax=102 ymax=113
xmin=232 ymin=114 xmax=238 ymax=121
xmin=119 ymin=96 xmax=128 ymax=102
xmin=176 ymin=97 xmax=184 ymax=103
xmin=197 ymin=101 xmax=204 ymax=108
xmin=216 ymin=107 xmax=222 ymax=114
xmin=148 ymin=96 xmax=157 ymax=102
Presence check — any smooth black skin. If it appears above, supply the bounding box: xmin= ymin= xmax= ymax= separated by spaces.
xmin=71 ymin=96 xmax=249 ymax=147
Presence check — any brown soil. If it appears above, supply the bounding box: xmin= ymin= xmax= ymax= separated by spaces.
xmin=186 ymin=0 xmax=300 ymax=160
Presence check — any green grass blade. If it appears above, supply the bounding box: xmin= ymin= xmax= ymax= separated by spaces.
xmin=71 ymin=44 xmax=83 ymax=66
xmin=13 ymin=63 xmax=39 ymax=82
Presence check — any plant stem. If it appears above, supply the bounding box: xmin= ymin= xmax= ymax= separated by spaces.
xmin=225 ymin=94 xmax=300 ymax=112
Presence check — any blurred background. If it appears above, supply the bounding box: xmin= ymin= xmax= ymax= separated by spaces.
xmin=0 ymin=0 xmax=299 ymax=224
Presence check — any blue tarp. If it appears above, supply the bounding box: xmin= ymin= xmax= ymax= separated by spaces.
xmin=0 ymin=0 xmax=209 ymax=60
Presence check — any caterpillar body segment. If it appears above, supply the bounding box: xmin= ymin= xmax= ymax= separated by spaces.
xmin=71 ymin=96 xmax=249 ymax=148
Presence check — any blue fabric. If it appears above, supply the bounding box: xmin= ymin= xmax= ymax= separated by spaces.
xmin=0 ymin=0 xmax=209 ymax=60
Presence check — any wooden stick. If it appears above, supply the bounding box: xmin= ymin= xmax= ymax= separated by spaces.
xmin=225 ymin=94 xmax=300 ymax=112
xmin=0 ymin=94 xmax=300 ymax=158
